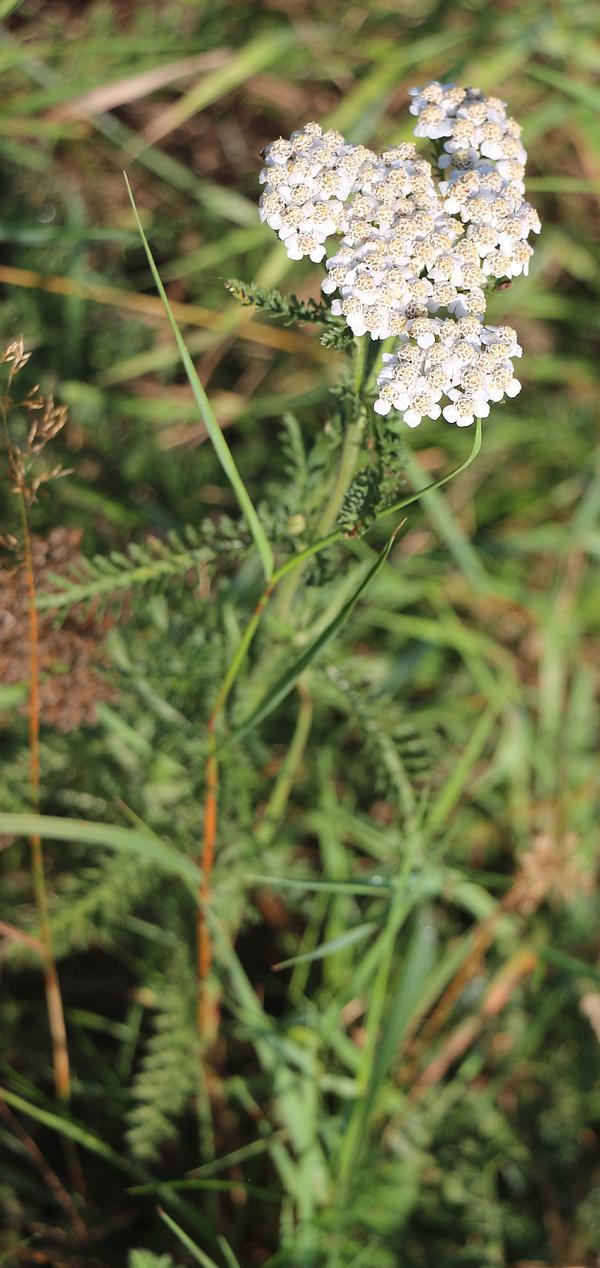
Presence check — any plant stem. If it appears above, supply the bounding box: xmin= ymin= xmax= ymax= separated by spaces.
xmin=195 ymin=343 xmax=367 ymax=1040
xmin=197 ymin=580 xmax=275 ymax=1039
xmin=198 ymin=418 xmax=482 ymax=752
xmin=254 ymin=679 xmax=313 ymax=848
xmin=402 ymin=448 xmax=487 ymax=588
xmin=316 ymin=413 xmax=365 ymax=537
xmin=274 ymin=337 xmax=369 ymax=622
xmin=273 ymin=417 xmax=483 ymax=588
xmin=317 ymin=336 xmax=368 ymax=537
xmin=16 ymin=489 xmax=71 ymax=1104
xmin=326 ymin=833 xmax=420 ymax=1268
xmin=195 ymin=417 xmax=483 ymax=1041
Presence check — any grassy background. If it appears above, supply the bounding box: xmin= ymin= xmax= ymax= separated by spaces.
xmin=1 ymin=1 xmax=600 ymax=1266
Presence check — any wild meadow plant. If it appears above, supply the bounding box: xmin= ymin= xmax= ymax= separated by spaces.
xmin=1 ymin=83 xmax=554 ymax=1267
xmin=143 ymin=81 xmax=541 ymax=1045
xmin=127 ymin=83 xmax=540 ymax=1262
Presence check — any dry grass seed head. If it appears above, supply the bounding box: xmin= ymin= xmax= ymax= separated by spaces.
xmin=508 ymin=832 xmax=595 ymax=916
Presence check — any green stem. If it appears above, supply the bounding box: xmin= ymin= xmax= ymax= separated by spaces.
xmin=197 ymin=580 xmax=275 ymax=1044
xmin=196 ymin=339 xmax=368 ymax=1043
xmin=274 ymin=416 xmax=483 ymax=585
xmin=254 ymin=680 xmax=313 ymax=848
xmin=317 ymin=416 xmax=364 ymax=537
xmin=274 ymin=337 xmax=369 ymax=621
xmin=317 ymin=336 xmax=368 ymax=537
xmin=210 ymin=581 xmax=275 ymax=722
xmin=193 ymin=388 xmax=483 ymax=1250
xmin=402 ymin=447 xmax=487 ymax=588
xmin=327 ymin=835 xmax=420 ymax=1268
xmin=208 ymin=418 xmax=483 ymax=735
xmin=126 ymin=175 xmax=275 ymax=582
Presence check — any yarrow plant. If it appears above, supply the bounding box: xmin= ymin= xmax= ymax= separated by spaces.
xmin=4 ymin=94 xmax=540 ymax=1263
xmin=122 ymin=86 xmax=540 ymax=1059
xmin=5 ymin=70 xmax=581 ymax=1268
xmin=173 ymin=86 xmax=540 ymax=1048
xmin=259 ymin=82 xmax=540 ymax=428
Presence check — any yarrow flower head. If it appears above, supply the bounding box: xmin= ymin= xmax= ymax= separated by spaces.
xmin=373 ymin=317 xmax=522 ymax=427
xmin=257 ymin=85 xmax=540 ymax=430
xmin=408 ymin=82 xmax=540 ymax=284
xmin=259 ymin=123 xmax=375 ymax=262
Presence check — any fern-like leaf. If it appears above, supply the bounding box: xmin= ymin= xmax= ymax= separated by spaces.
xmin=338 ymin=419 xmax=408 ymax=536
xmin=280 ymin=412 xmax=307 ymax=491
xmin=49 ymin=857 xmax=158 ymax=958
xmin=320 ymin=324 xmax=355 ymax=350
xmin=226 ymin=277 xmax=354 ymax=348
xmin=225 ymin=278 xmax=331 ymax=325
xmin=37 ymin=521 xmax=245 ymax=614
xmin=325 ymin=665 xmax=435 ymax=800
xmin=127 ymin=950 xmax=198 ymax=1164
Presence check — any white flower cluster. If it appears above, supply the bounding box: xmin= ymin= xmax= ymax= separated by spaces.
xmin=373 ymin=317 xmax=522 ymax=427
xmin=409 ymin=82 xmax=541 ymax=282
xmin=258 ymin=84 xmax=539 ymax=428
xmin=322 ymin=144 xmax=490 ymax=338
xmin=259 ymin=123 xmax=374 ymax=263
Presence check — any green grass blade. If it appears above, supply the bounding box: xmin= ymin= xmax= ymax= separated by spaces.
xmin=124 ymin=175 xmax=274 ymax=580
xmin=0 ymin=1086 xmax=209 ymax=1233
xmin=539 ymin=946 xmax=600 ymax=985
xmin=0 ymin=1087 xmax=137 ymax=1174
xmin=333 ymin=870 xmax=420 ymax=1216
xmin=217 ymin=1237 xmax=243 ymax=1268
xmin=380 ymin=417 xmax=482 ymax=522
xmin=366 ymin=913 xmax=437 ymax=1099
xmin=424 ymin=697 xmax=502 ymax=837
xmin=245 ymin=874 xmax=392 ymax=896
xmin=273 ymin=921 xmax=378 ymax=971
xmin=527 ymin=64 xmax=600 ymax=114
xmin=0 ymin=813 xmax=200 ymax=889
xmin=135 ymin=31 xmax=295 ymax=149
xmin=401 ymin=449 xmax=487 ymax=587
xmin=225 ymin=527 xmax=401 ymax=746
xmin=327 ymin=29 xmax=465 ymax=136
xmin=0 ymin=0 xmax=25 ymax=15
xmin=158 ymin=1209 xmax=218 ymax=1268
